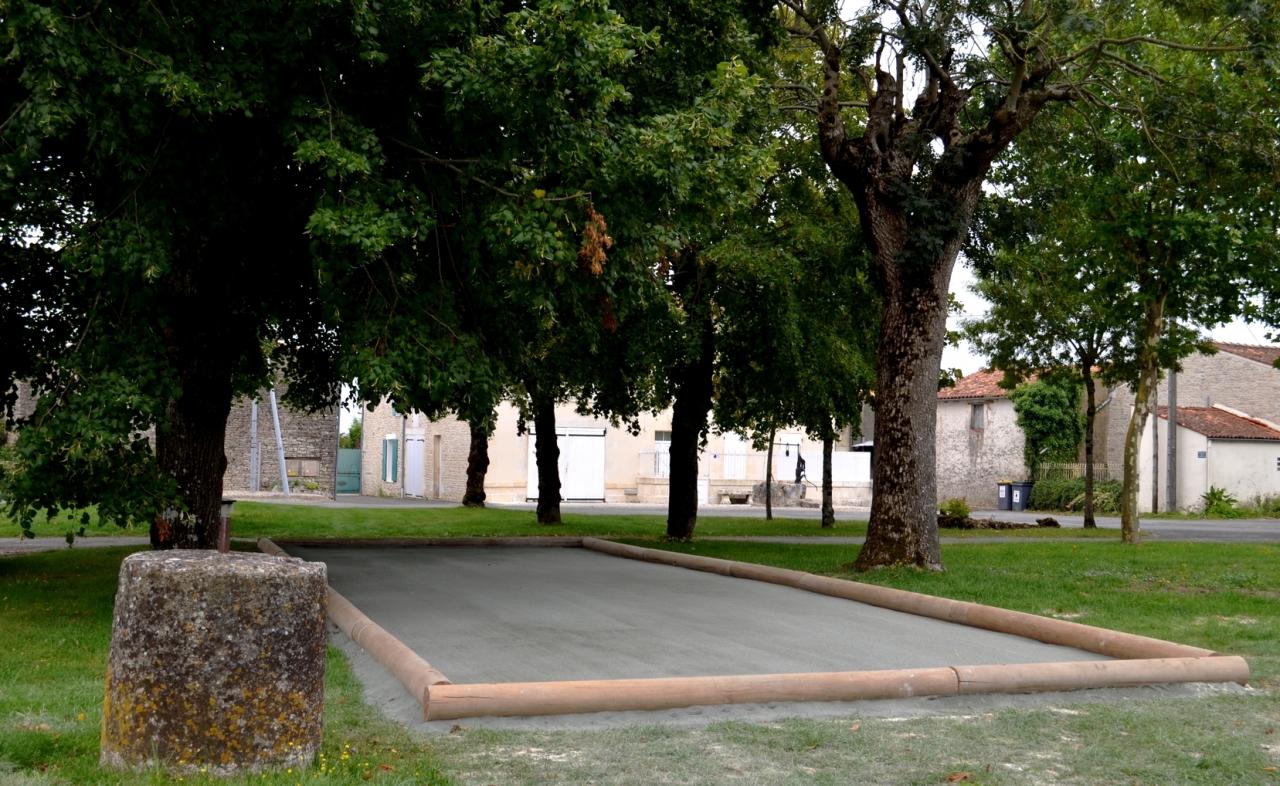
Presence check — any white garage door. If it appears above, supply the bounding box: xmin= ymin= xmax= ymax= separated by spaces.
xmin=526 ymin=427 xmax=606 ymax=501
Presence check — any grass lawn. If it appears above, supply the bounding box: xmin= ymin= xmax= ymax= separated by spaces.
xmin=2 ymin=516 xmax=1277 ymax=784
xmin=0 ymin=501 xmax=1119 ymax=541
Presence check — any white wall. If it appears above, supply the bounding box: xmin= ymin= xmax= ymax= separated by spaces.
xmin=1138 ymin=416 xmax=1209 ymax=513
xmin=1139 ymin=414 xmax=1280 ymax=511
xmin=1208 ymin=440 xmax=1280 ymax=505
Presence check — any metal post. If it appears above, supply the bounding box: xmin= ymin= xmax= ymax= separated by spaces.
xmin=249 ymin=400 xmax=260 ymax=492
xmin=1166 ymin=367 xmax=1178 ymax=511
xmin=269 ymin=390 xmax=291 ymax=496
xmin=1151 ymin=399 xmax=1159 ymax=514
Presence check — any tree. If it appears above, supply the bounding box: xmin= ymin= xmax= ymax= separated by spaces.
xmin=1008 ymin=378 xmax=1083 ymax=480
xmin=964 ymin=238 xmax=1130 ymax=528
xmin=307 ymin=1 xmax=777 ymax=528
xmin=0 ymin=1 xmax=409 ymax=546
xmin=339 ymin=421 xmax=363 ymax=451
xmin=711 ymin=124 xmax=877 ymax=530
xmin=970 ymin=32 xmax=1280 ymax=541
xmin=779 ymin=0 xmax=1275 ymax=568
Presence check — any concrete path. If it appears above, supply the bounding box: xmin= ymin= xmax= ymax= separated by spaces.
xmin=289 ymin=545 xmax=1106 ymax=685
xmin=288 ymin=543 xmax=1237 ymax=730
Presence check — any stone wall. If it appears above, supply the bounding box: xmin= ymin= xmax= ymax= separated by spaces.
xmin=360 ymin=400 xmax=407 ymax=498
xmin=223 ymin=387 xmax=338 ymax=497
xmin=935 ymin=398 xmax=1027 ymax=508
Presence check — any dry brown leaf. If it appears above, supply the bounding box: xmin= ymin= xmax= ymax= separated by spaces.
xmin=945 ymin=773 xmax=971 ymax=783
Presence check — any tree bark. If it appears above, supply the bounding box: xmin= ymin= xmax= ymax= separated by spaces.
xmin=665 ymin=253 xmax=715 ymax=541
xmin=1081 ymin=363 xmax=1098 ymax=529
xmin=531 ymin=392 xmax=561 ymax=525
xmin=821 ymin=429 xmax=834 ymax=528
xmin=764 ymin=425 xmax=776 ymax=521
xmin=462 ymin=416 xmax=491 ymax=508
xmin=852 ymin=259 xmax=952 ymax=571
xmin=1120 ymin=294 xmax=1167 ymax=543
xmin=152 ymin=373 xmax=233 ymax=550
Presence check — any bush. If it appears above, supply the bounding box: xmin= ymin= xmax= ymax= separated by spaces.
xmin=1202 ymin=486 xmax=1242 ymax=518
xmin=939 ymin=497 xmax=970 ymax=519
xmin=1029 ymin=477 xmax=1122 ymax=514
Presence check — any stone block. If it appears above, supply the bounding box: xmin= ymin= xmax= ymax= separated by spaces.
xmin=101 ymin=550 xmax=327 ymax=775
xmin=750 ymin=481 xmax=806 ymax=507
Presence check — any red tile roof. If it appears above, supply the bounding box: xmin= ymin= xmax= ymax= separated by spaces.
xmin=1212 ymin=342 xmax=1280 ymax=369
xmin=1157 ymin=406 xmax=1280 ymax=441
xmin=938 ymin=369 xmax=1025 ymax=400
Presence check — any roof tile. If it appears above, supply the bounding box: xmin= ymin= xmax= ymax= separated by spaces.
xmin=1211 ymin=342 xmax=1280 ymax=369
xmin=1157 ymin=406 xmax=1280 ymax=441
xmin=937 ymin=370 xmax=1024 ymax=400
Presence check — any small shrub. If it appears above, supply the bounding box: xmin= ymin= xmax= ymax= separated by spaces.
xmin=1029 ymin=477 xmax=1121 ymax=514
xmin=939 ymin=497 xmax=970 ymax=519
xmin=1202 ymin=486 xmax=1242 ymax=518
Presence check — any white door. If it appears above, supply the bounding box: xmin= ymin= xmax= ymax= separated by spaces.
xmin=723 ymin=432 xmax=747 ymax=479
xmin=404 ymin=431 xmax=425 ymax=497
xmin=526 ymin=427 xmax=606 ymax=501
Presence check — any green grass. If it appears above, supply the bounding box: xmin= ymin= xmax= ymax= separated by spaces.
xmin=0 ymin=501 xmax=1120 ymax=541
xmin=0 ymin=546 xmax=452 ymax=786
xmin=4 ymin=525 xmax=1278 ymax=784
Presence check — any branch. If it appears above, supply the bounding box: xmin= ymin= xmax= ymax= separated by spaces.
xmin=391 ymin=138 xmax=587 ymax=202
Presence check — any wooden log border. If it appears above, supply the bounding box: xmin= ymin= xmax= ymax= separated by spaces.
xmin=258 ymin=537 xmax=1249 ymax=722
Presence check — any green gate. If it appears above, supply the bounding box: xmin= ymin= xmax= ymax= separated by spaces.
xmin=337 ymin=448 xmax=362 ymax=494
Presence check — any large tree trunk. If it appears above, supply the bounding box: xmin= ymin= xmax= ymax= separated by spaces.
xmin=531 ymin=392 xmax=561 ymax=525
xmin=462 ymin=417 xmax=491 ymax=508
xmin=665 ymin=252 xmax=715 ymax=540
xmin=821 ymin=429 xmax=834 ymax=528
xmin=152 ymin=374 xmax=233 ymax=550
xmin=1081 ymin=363 xmax=1098 ymax=529
xmin=852 ymin=257 xmax=953 ymax=571
xmin=1120 ymin=294 xmax=1166 ymax=543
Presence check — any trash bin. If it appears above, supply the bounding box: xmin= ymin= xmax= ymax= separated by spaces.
xmin=997 ymin=482 xmax=1012 ymax=511
xmin=1010 ymin=481 xmax=1034 ymax=512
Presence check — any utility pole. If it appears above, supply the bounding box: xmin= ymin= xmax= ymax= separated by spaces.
xmin=1166 ymin=366 xmax=1178 ymax=511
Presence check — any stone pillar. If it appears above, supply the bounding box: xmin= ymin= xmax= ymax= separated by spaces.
xmin=101 ymin=551 xmax=327 ymax=775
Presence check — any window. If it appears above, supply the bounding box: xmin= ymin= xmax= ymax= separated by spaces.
xmin=381 ymin=436 xmax=399 ymax=483
xmin=970 ymin=403 xmax=985 ymax=431
xmin=654 ymin=430 xmax=672 ymax=443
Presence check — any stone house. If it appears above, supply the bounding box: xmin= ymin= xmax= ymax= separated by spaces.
xmin=358 ymin=399 xmax=874 ymax=506
xmin=1138 ymin=405 xmax=1280 ymax=511
xmin=935 ymin=341 xmax=1280 ymax=510
xmin=934 ymin=370 xmax=1030 ymax=509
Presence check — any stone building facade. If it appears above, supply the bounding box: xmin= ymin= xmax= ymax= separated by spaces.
xmin=223 ymin=387 xmax=339 ymax=498
xmin=935 ymin=370 xmax=1029 ymax=508
xmin=359 ymin=402 xmax=472 ymax=500
xmin=359 ymin=398 xmax=874 ymax=506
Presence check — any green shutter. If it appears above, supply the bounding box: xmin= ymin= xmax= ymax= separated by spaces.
xmin=390 ymin=438 xmax=399 ymax=483
xmin=381 ymin=439 xmax=388 ymax=482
